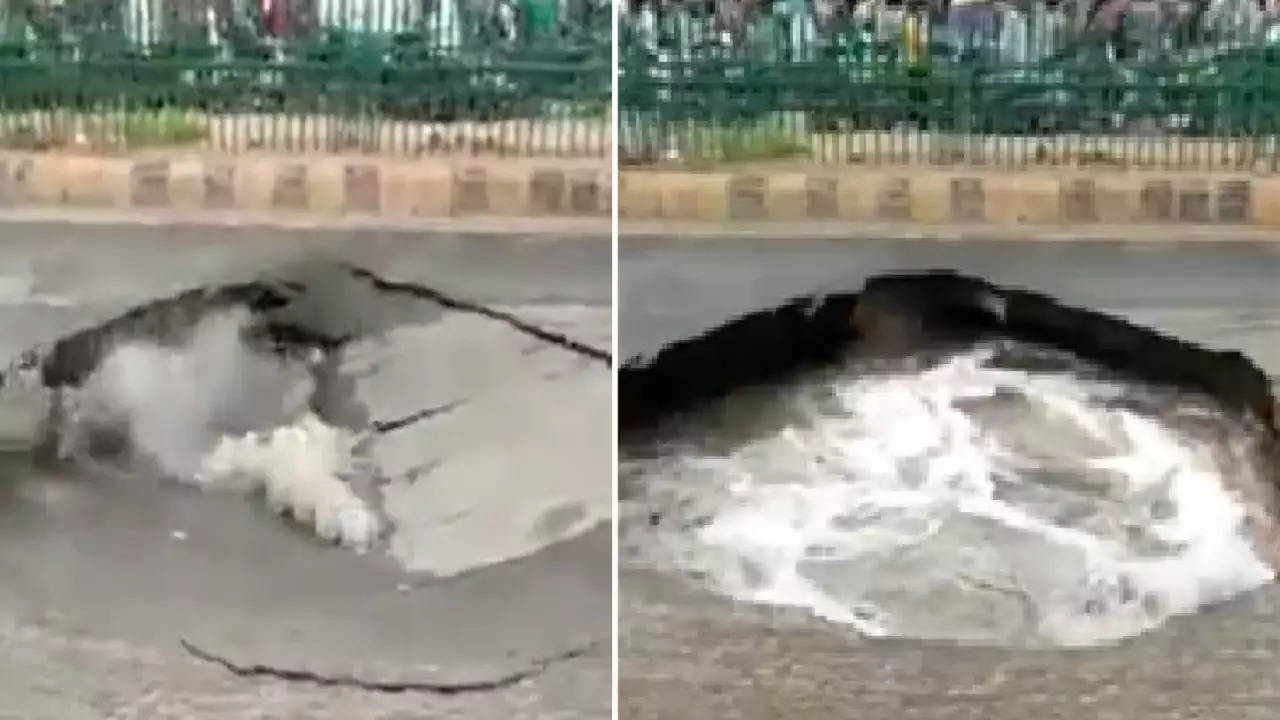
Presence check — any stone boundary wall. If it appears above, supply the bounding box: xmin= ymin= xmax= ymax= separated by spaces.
xmin=619 ymin=168 xmax=1280 ymax=226
xmin=0 ymin=153 xmax=611 ymax=218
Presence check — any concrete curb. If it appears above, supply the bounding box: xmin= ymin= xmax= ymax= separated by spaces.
xmin=0 ymin=153 xmax=611 ymax=218
xmin=619 ymin=168 xmax=1280 ymax=227
xmin=0 ymin=208 xmax=610 ymax=236
xmin=619 ymin=221 xmax=1280 ymax=244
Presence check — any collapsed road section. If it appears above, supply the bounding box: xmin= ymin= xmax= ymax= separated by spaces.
xmin=0 ymin=259 xmax=611 ymax=691
xmin=620 ymin=271 xmax=1280 ymax=646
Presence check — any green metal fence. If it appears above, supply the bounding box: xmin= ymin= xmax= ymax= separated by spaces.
xmin=0 ymin=0 xmax=610 ymax=156
xmin=620 ymin=0 xmax=1280 ymax=169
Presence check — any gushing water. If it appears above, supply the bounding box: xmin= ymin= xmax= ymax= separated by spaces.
xmin=622 ymin=343 xmax=1276 ymax=646
xmin=78 ymin=309 xmax=313 ymax=480
xmin=53 ymin=309 xmax=381 ymax=551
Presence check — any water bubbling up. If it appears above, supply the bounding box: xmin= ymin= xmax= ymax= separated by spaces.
xmin=622 ymin=343 xmax=1277 ymax=647
xmin=44 ymin=308 xmax=381 ymax=551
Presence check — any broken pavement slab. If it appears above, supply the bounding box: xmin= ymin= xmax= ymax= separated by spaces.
xmin=348 ymin=314 xmax=610 ymax=576
xmin=0 ymin=226 xmax=611 ymax=707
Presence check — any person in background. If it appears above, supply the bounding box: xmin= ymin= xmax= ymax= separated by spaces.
xmin=946 ymin=0 xmax=998 ymax=54
xmin=1084 ymin=0 xmax=1132 ymax=60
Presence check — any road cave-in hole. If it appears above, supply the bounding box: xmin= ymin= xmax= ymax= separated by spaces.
xmin=619 ymin=271 xmax=1280 ymax=648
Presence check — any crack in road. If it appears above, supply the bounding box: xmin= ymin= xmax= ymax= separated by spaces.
xmin=178 ymin=637 xmax=606 ymax=695
xmin=1 ymin=264 xmax=610 ymax=392
xmin=619 ymin=271 xmax=1280 ymax=434
xmin=1 ymin=262 xmax=610 ymax=700
xmin=376 ymin=460 xmax=440 ymax=487
xmin=371 ymin=400 xmax=466 ymax=434
xmin=343 ymin=265 xmax=611 ymax=366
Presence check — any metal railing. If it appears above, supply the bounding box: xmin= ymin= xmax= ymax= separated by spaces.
xmin=0 ymin=0 xmax=610 ymax=156
xmin=619 ymin=0 xmax=1280 ymax=169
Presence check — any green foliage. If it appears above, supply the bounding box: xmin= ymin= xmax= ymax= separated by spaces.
xmin=704 ymin=124 xmax=811 ymax=162
xmin=123 ymin=108 xmax=206 ymax=146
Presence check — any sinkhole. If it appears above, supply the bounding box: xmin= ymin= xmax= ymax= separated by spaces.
xmin=619 ymin=271 xmax=1280 ymax=647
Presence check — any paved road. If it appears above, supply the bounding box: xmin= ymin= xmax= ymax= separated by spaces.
xmin=619 ymin=234 xmax=1280 ymax=720
xmin=620 ymin=235 xmax=1280 ymax=374
xmin=0 ymin=223 xmax=611 ymax=719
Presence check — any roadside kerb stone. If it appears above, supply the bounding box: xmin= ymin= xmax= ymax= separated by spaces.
xmin=0 ymin=152 xmax=610 ymax=218
xmin=620 ymin=167 xmax=1280 ymax=228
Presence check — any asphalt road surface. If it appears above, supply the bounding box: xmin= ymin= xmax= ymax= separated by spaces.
xmin=619 ymin=234 xmax=1280 ymax=720
xmin=0 ymin=223 xmax=611 ymax=720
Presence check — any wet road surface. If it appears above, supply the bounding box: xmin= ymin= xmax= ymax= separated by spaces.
xmin=0 ymin=223 xmax=611 ymax=719
xmin=619 ymin=234 xmax=1280 ymax=720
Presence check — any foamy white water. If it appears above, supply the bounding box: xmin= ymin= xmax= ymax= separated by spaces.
xmin=624 ymin=345 xmax=1276 ymax=646
xmin=196 ymin=413 xmax=381 ymax=552
xmin=55 ymin=309 xmax=381 ymax=552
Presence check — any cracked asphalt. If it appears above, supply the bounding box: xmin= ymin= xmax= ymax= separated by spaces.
xmin=0 ymin=223 xmax=611 ymax=719
xmin=619 ymin=234 xmax=1280 ymax=720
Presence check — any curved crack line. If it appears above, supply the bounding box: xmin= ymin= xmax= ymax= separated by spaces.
xmin=179 ymin=637 xmax=605 ymax=695
xmin=371 ymin=400 xmax=465 ymax=434
xmin=343 ymin=265 xmax=611 ymax=366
